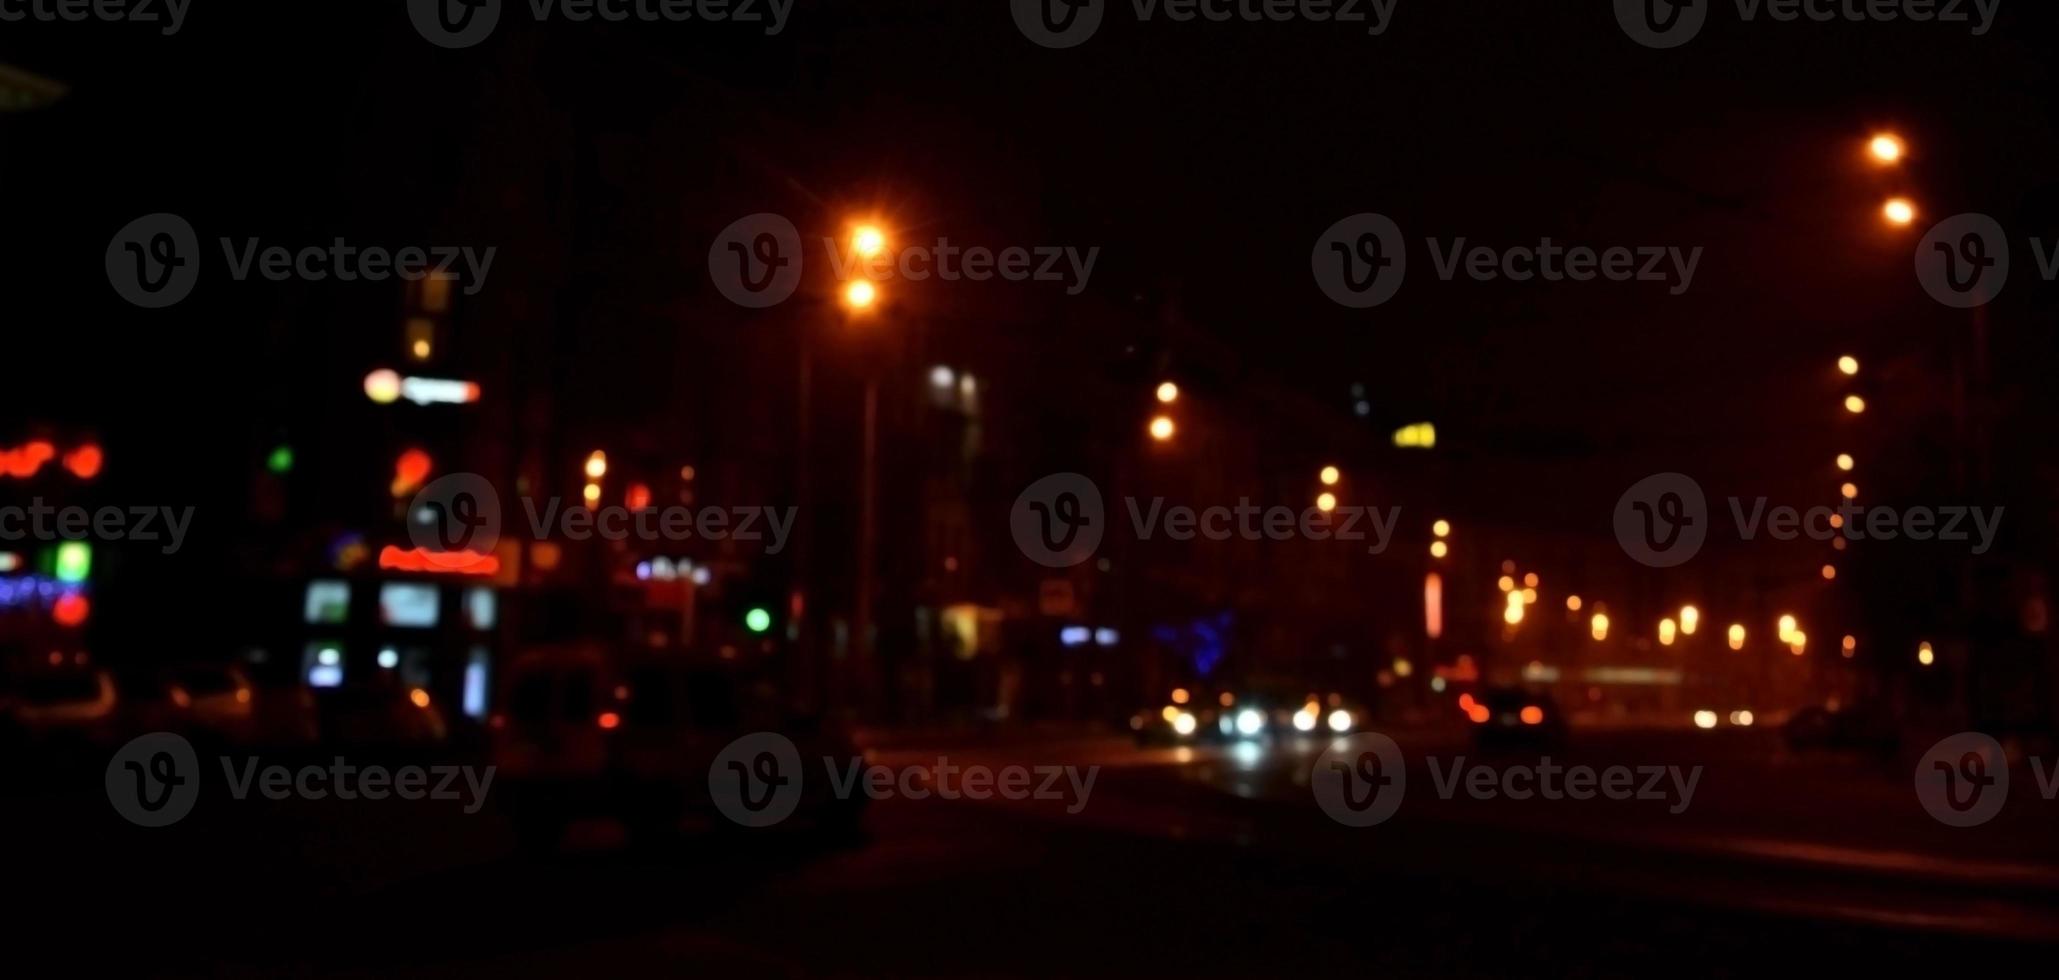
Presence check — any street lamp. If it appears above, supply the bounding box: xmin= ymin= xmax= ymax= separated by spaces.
xmin=1882 ymin=197 xmax=1917 ymax=227
xmin=843 ymin=280 xmax=879 ymax=312
xmin=852 ymin=223 xmax=887 ymax=259
xmin=1316 ymin=491 xmax=1338 ymax=513
xmin=1149 ymin=415 xmax=1176 ymax=442
xmin=1868 ymin=134 xmax=1905 ymax=165
xmin=1844 ymin=395 xmax=1867 ymax=415
xmin=1319 ymin=465 xmax=1341 ymax=486
xmin=1156 ymin=381 xmax=1180 ymax=404
xmin=1838 ymin=355 xmax=1860 ymax=376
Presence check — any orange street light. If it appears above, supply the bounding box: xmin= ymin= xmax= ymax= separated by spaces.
xmin=1838 ymin=355 xmax=1859 ymax=376
xmin=1319 ymin=465 xmax=1341 ymax=486
xmin=1882 ymin=198 xmax=1917 ymax=227
xmin=1868 ymin=133 xmax=1905 ymax=165
xmin=852 ymin=224 xmax=887 ymax=259
xmin=1156 ymin=381 xmax=1180 ymax=404
xmin=843 ymin=279 xmax=879 ymax=311
xmin=1148 ymin=415 xmax=1176 ymax=442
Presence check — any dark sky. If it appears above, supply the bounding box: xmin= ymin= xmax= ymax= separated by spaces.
xmin=4 ymin=0 xmax=2056 ymax=524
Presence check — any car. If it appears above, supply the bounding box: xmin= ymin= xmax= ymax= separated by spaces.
xmin=105 ymin=665 xmax=261 ymax=748
xmin=1467 ymin=687 xmax=1567 ymax=752
xmin=4 ymin=668 xmax=118 ymax=741
xmin=0 ymin=669 xmax=121 ymax=778
xmin=163 ymin=664 xmax=259 ymax=743
xmin=1220 ymin=687 xmax=1362 ymax=741
xmin=491 ymin=644 xmax=865 ymax=849
xmin=1129 ymin=687 xmax=1223 ymax=745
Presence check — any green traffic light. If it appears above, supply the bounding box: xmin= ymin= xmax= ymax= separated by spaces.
xmin=745 ymin=607 xmax=773 ymax=633
xmin=266 ymin=445 xmax=295 ymax=475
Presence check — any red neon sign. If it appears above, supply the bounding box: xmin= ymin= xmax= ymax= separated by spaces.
xmin=378 ymin=546 xmax=501 ymax=576
xmin=1 ymin=441 xmax=101 ymax=480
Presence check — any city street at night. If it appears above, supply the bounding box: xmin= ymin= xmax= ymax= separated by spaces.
xmin=18 ymin=724 xmax=2059 ymax=974
xmin=9 ymin=0 xmax=2059 ymax=975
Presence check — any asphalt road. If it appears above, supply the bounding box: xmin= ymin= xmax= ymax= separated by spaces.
xmin=16 ymin=726 xmax=2059 ymax=976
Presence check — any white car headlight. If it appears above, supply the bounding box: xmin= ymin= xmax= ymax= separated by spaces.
xmin=1235 ymin=708 xmax=1265 ymax=736
xmin=1327 ymin=709 xmax=1353 ymax=733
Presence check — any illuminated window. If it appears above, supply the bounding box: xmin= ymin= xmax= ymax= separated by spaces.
xmin=406 ymin=317 xmax=436 ymax=361
xmin=466 ymin=587 xmax=497 ymax=630
xmin=380 ymin=583 xmax=441 ymax=628
xmin=421 ymin=273 xmax=454 ymax=313
xmin=305 ymin=642 xmax=345 ymax=688
xmin=463 ymin=647 xmax=491 ymax=719
xmin=304 ymin=580 xmax=351 ymax=625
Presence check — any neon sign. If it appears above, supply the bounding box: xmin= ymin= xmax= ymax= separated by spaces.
xmin=378 ymin=545 xmax=500 ymax=576
xmin=365 ymin=369 xmax=481 ymax=406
